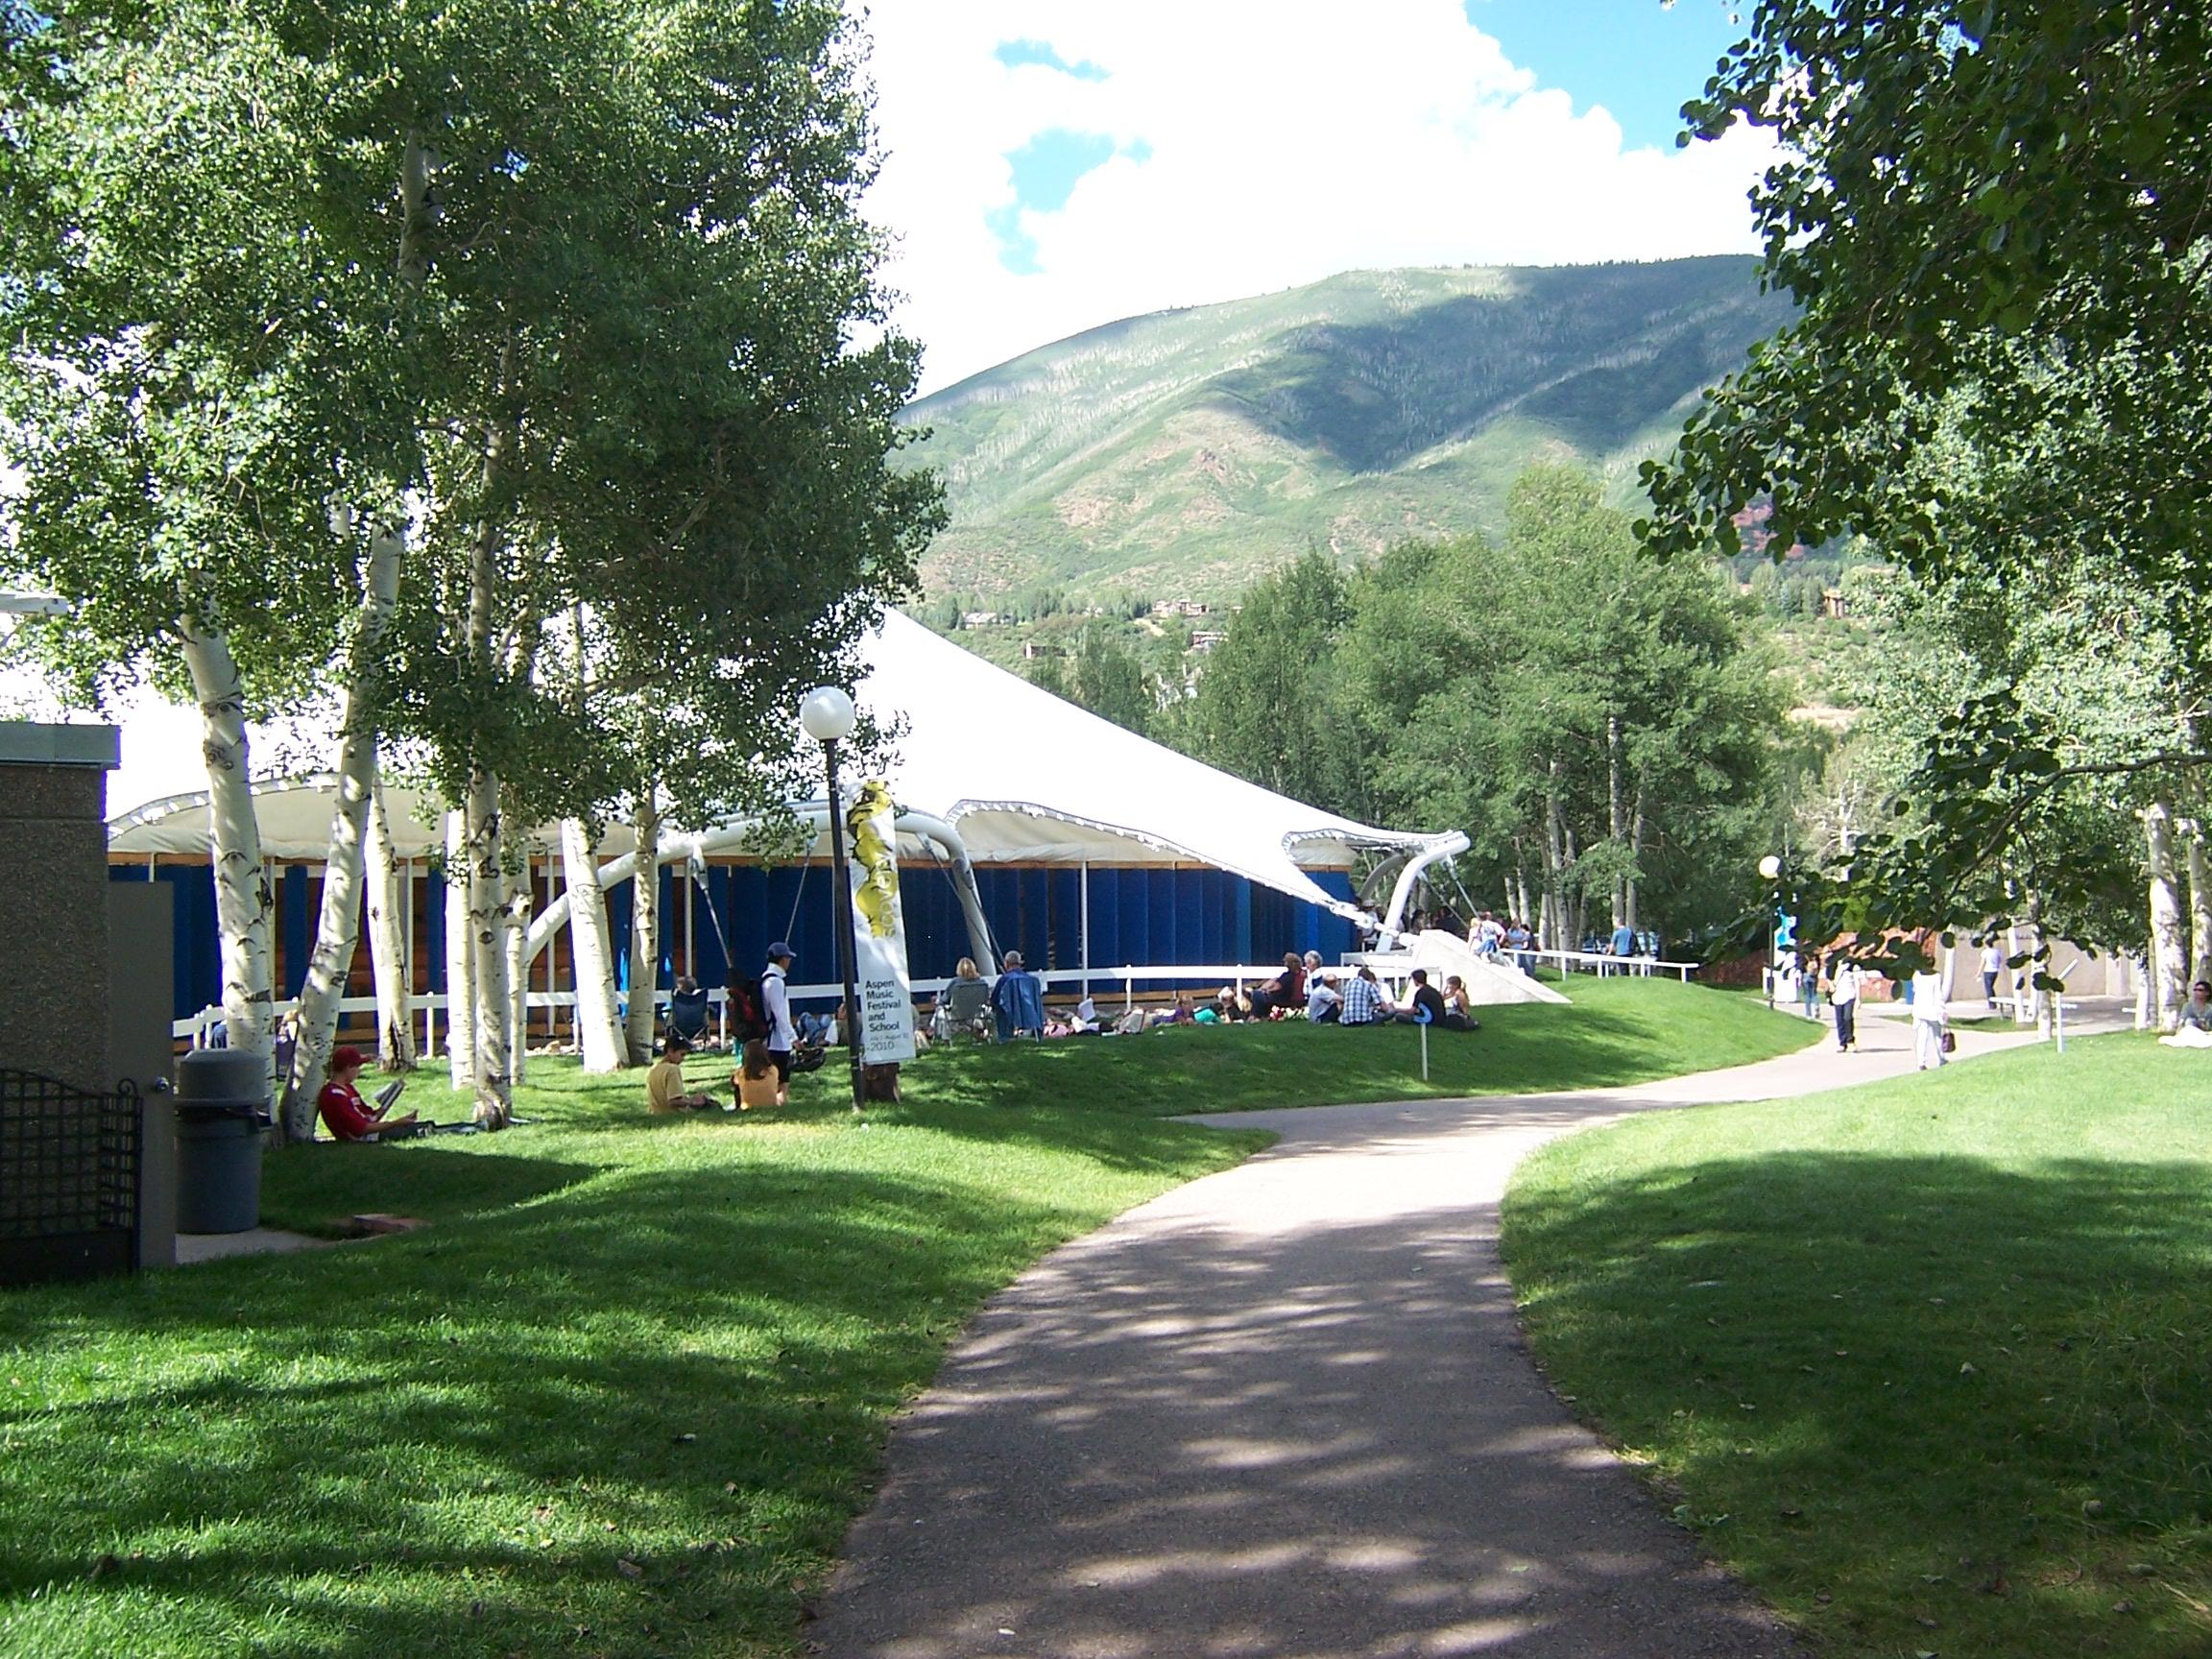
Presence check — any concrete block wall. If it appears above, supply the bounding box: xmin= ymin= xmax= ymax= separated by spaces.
xmin=0 ymin=724 xmax=119 ymax=1093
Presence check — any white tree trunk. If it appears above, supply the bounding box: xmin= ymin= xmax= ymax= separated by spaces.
xmin=562 ymin=818 xmax=628 ymax=1070
xmin=280 ymin=525 xmax=400 ymax=1141
xmin=625 ymin=789 xmax=662 ymax=1066
xmin=505 ymin=860 xmax=531 ymax=1087
xmin=1606 ymin=713 xmax=1626 ymax=926
xmin=2187 ymin=824 xmax=2212 ymax=987
xmin=1541 ymin=769 xmax=1565 ymax=950
xmin=465 ymin=767 xmax=513 ymax=1124
xmin=445 ymin=810 xmax=476 ymax=1088
xmin=1626 ymin=797 xmax=1645 ymax=934
xmin=365 ymin=770 xmax=417 ymax=1071
xmin=178 ymin=609 xmax=275 ymax=1070
xmin=2145 ymin=801 xmax=2187 ymax=1031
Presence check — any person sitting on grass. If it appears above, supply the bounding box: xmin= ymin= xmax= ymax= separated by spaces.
xmin=733 ymin=1038 xmax=785 ymax=1109
xmin=1393 ymin=968 xmax=1448 ymax=1026
xmin=647 ymin=1034 xmax=717 ymax=1113
xmin=666 ymin=974 xmax=711 ymax=1049
xmin=1250 ymin=952 xmax=1306 ymax=1020
xmin=932 ymin=957 xmax=994 ymax=1041
xmin=1307 ymin=972 xmax=1342 ymax=1023
xmin=317 ymin=1046 xmax=421 ymax=1142
xmin=2159 ymin=980 xmax=2212 ymax=1048
xmin=1338 ymin=966 xmax=1386 ymax=1026
xmin=991 ymin=950 xmax=1046 ymax=1041
xmin=1440 ymin=974 xmax=1479 ymax=1032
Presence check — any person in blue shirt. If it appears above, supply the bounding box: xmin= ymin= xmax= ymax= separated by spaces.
xmin=1609 ymin=920 xmax=1637 ymax=975
xmin=990 ymin=950 xmax=1046 ymax=1041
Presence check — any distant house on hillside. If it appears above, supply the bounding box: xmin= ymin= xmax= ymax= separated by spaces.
xmin=1191 ymin=630 xmax=1229 ymax=651
xmin=1152 ymin=599 xmax=1213 ymax=618
xmin=1821 ymin=588 xmax=1849 ymax=620
xmin=961 ymin=611 xmax=1000 ymax=628
xmin=1022 ymin=641 xmax=1063 ymax=660
xmin=1732 ymin=502 xmax=1775 ymax=555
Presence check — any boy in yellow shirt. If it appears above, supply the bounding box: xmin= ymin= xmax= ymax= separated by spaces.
xmin=646 ymin=1035 xmax=716 ymax=1113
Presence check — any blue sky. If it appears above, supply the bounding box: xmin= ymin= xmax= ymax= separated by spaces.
xmin=863 ymin=3 xmax=1775 ymax=392
xmin=1464 ymin=0 xmax=1751 ymax=151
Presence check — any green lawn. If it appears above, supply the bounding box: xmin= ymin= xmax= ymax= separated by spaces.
xmin=0 ymin=1075 xmax=1261 ymax=1658
xmin=1503 ymin=1033 xmax=2212 ymax=1659
xmin=885 ymin=973 xmax=1817 ymax=1117
xmin=0 ymin=976 xmax=1808 ymax=1658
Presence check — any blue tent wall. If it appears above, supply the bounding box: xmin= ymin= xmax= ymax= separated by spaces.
xmin=125 ymin=855 xmax=1365 ymax=1025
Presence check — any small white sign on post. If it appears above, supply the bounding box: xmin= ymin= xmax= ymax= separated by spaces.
xmin=846 ymin=779 xmax=916 ymax=1065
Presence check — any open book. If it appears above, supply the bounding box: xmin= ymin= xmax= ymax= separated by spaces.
xmin=373 ymin=1079 xmax=406 ymax=1112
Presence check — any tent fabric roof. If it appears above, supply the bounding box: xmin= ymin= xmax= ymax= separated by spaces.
xmin=858 ymin=611 xmax=1442 ymax=915
xmin=97 ymin=611 xmax=1455 ymax=921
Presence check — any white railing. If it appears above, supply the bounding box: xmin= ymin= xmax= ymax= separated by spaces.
xmin=171 ymin=964 xmax=1323 ymax=1051
xmin=1520 ymin=948 xmax=1700 ymax=983
xmin=170 ymin=951 xmax=1701 ymax=1053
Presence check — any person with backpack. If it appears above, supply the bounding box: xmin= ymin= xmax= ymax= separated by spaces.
xmin=761 ymin=942 xmax=798 ymax=1093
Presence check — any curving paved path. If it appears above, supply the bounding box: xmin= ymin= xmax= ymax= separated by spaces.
xmin=810 ymin=1003 xmax=2120 ymax=1659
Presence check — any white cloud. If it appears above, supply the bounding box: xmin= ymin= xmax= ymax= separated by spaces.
xmin=859 ymin=0 xmax=1777 ymax=394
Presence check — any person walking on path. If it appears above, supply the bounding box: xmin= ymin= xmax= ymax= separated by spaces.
xmin=1981 ymin=940 xmax=2006 ymax=1010
xmin=1829 ymin=955 xmax=1862 ymax=1052
xmin=1911 ymin=962 xmax=1950 ymax=1069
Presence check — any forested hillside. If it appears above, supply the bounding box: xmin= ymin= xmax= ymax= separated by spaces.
xmin=904 ymin=256 xmax=1791 ymax=603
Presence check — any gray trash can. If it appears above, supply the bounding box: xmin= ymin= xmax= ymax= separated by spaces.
xmin=174 ymin=1049 xmax=270 ymax=1235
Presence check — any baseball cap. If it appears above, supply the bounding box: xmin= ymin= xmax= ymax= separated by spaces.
xmin=330 ymin=1046 xmax=366 ymax=1072
xmin=767 ymin=941 xmax=795 ymax=960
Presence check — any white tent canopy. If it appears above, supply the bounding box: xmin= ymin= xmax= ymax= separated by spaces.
xmin=94 ymin=609 xmax=1463 ymax=926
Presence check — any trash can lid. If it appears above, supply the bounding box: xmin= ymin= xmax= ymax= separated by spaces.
xmin=176 ymin=1048 xmax=271 ymax=1104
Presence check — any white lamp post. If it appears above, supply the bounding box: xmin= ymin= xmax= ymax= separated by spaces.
xmin=800 ymin=686 xmax=867 ymax=1114
xmin=1758 ymin=854 xmax=1784 ymax=1010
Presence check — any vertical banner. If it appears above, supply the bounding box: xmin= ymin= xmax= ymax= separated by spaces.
xmin=845 ymin=779 xmax=916 ymax=1064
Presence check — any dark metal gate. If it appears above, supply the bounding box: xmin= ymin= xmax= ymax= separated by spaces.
xmin=0 ymin=1070 xmax=142 ymax=1287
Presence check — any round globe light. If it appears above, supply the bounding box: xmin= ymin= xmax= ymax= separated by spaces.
xmin=1757 ymin=854 xmax=1783 ymax=880
xmin=799 ymin=685 xmax=856 ymax=743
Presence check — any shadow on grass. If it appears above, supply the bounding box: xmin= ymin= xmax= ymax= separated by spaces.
xmin=257 ymin=1141 xmax=599 ymax=1235
xmin=0 ymin=1153 xmax=1147 ymax=1657
xmin=1504 ymin=1149 xmax=2212 ymax=1657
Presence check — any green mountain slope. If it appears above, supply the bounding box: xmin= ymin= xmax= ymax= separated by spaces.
xmin=905 ymin=257 xmax=1791 ymax=601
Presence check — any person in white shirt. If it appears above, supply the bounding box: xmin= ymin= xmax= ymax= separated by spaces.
xmin=1980 ymin=941 xmax=2007 ymax=1010
xmin=1829 ymin=956 xmax=1862 ymax=1052
xmin=2160 ymin=980 xmax=2212 ymax=1047
xmin=1306 ymin=974 xmax=1342 ymax=1023
xmin=1910 ymin=964 xmax=1949 ymax=1069
xmin=761 ymin=942 xmax=798 ymax=1092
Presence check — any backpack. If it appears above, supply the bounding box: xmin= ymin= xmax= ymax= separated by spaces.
xmin=726 ymin=974 xmax=770 ymax=1045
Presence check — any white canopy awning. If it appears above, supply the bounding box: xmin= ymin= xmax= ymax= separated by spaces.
xmin=95 ymin=610 xmax=1459 ymax=924
xmin=854 ymin=611 xmax=1447 ymax=917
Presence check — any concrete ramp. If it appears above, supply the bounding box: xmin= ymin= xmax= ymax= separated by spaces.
xmin=1359 ymin=930 xmax=1573 ymax=1006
